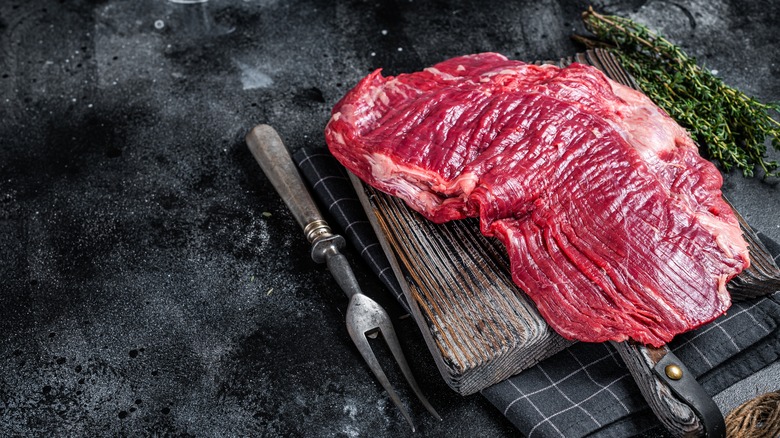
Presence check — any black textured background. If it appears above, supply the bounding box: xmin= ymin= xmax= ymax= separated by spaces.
xmin=1 ymin=0 xmax=778 ymax=436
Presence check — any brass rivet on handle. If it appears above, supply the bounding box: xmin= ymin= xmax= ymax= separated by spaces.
xmin=665 ymin=364 xmax=684 ymax=380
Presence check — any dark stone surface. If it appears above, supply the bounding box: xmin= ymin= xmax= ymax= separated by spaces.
xmin=0 ymin=0 xmax=777 ymax=436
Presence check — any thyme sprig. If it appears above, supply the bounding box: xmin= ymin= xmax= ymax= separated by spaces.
xmin=581 ymin=8 xmax=780 ymax=178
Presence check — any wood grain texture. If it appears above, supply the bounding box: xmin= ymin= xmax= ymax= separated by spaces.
xmin=358 ymin=183 xmax=572 ymax=395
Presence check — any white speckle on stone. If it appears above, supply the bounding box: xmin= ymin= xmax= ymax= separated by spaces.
xmin=154 ymin=20 xmax=165 ymax=30
xmin=341 ymin=425 xmax=360 ymax=438
xmin=343 ymin=402 xmax=358 ymax=419
xmin=397 ymin=47 xmax=403 ymax=52
xmin=381 ymin=29 xmax=388 ymax=35
xmin=234 ymin=59 xmax=274 ymax=90
xmin=370 ymin=52 xmax=376 ymax=57
xmin=711 ymin=69 xmax=719 ymax=75
xmin=341 ymin=401 xmax=360 ymax=437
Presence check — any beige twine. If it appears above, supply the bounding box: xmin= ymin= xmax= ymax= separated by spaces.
xmin=725 ymin=391 xmax=780 ymax=438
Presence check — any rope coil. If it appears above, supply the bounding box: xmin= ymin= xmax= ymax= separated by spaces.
xmin=725 ymin=391 xmax=780 ymax=438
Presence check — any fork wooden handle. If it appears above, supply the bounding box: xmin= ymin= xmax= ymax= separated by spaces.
xmin=246 ymin=124 xmax=329 ymax=239
xmin=246 ymin=123 xmax=352 ymax=288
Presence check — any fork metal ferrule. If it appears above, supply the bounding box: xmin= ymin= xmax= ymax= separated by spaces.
xmin=307 ymin=219 xmax=346 ymax=265
xmin=303 ymin=219 xmax=333 ymax=243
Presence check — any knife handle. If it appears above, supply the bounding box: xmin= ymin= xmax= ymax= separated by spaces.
xmin=246 ymin=124 xmax=332 ymax=243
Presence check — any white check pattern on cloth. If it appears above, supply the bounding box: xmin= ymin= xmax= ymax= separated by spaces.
xmin=487 ymin=291 xmax=780 ymax=438
xmin=292 ymin=146 xmax=780 ymax=438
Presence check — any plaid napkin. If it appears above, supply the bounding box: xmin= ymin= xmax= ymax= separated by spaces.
xmin=293 ymin=147 xmax=780 ymax=438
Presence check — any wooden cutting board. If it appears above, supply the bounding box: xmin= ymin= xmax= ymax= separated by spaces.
xmin=351 ymin=48 xmax=780 ymax=395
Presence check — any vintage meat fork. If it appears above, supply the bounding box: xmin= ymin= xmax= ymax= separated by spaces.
xmin=246 ymin=124 xmax=441 ymax=432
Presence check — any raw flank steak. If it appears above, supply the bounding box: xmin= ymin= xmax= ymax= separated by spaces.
xmin=325 ymin=53 xmax=750 ymax=347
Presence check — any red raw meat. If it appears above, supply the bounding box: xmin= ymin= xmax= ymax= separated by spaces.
xmin=325 ymin=53 xmax=750 ymax=347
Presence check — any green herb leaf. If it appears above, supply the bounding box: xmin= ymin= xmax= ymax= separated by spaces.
xmin=581 ymin=8 xmax=780 ymax=178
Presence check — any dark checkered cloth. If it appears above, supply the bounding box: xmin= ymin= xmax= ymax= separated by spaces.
xmin=293 ymin=147 xmax=780 ymax=438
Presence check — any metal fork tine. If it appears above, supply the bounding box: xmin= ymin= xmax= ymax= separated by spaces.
xmin=346 ymin=294 xmax=417 ymax=432
xmin=348 ymin=327 xmax=417 ymax=432
xmin=377 ymin=317 xmax=444 ymax=422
